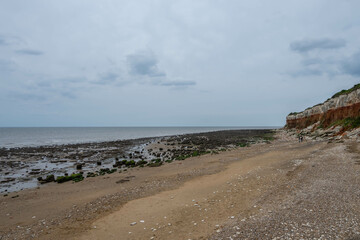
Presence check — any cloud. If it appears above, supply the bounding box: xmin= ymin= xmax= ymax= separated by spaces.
xmin=290 ymin=38 xmax=346 ymax=53
xmin=0 ymin=59 xmax=16 ymax=72
xmin=15 ymin=49 xmax=43 ymax=56
xmin=22 ymin=76 xmax=85 ymax=101
xmin=11 ymin=92 xmax=48 ymax=102
xmin=59 ymin=91 xmax=76 ymax=99
xmin=92 ymin=72 xmax=119 ymax=85
xmin=126 ymin=51 xmax=166 ymax=77
xmin=158 ymin=80 xmax=196 ymax=87
xmin=341 ymin=51 xmax=360 ymax=77
xmin=288 ymin=68 xmax=323 ymax=78
xmin=301 ymin=58 xmax=323 ymax=66
xmin=0 ymin=35 xmax=23 ymax=46
xmin=125 ymin=51 xmax=196 ymax=88
xmin=0 ymin=36 xmax=6 ymax=45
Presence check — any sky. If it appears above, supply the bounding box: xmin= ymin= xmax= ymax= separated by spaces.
xmin=0 ymin=0 xmax=360 ymax=127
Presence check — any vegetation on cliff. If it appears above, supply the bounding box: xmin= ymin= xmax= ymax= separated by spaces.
xmin=331 ymin=83 xmax=360 ymax=99
xmin=331 ymin=116 xmax=360 ymax=130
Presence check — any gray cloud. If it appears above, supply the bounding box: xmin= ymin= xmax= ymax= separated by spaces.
xmin=58 ymin=77 xmax=85 ymax=83
xmin=15 ymin=49 xmax=43 ymax=56
xmin=101 ymin=72 xmax=118 ymax=82
xmin=159 ymin=80 xmax=196 ymax=87
xmin=28 ymin=77 xmax=85 ymax=101
xmin=0 ymin=35 xmax=23 ymax=46
xmin=125 ymin=51 xmax=196 ymax=88
xmin=37 ymin=81 xmax=52 ymax=88
xmin=0 ymin=59 xmax=16 ymax=72
xmin=288 ymin=68 xmax=323 ymax=78
xmin=301 ymin=58 xmax=323 ymax=66
xmin=11 ymin=92 xmax=48 ymax=102
xmin=95 ymin=72 xmax=119 ymax=85
xmin=59 ymin=91 xmax=76 ymax=99
xmin=127 ymin=51 xmax=166 ymax=77
xmin=0 ymin=36 xmax=6 ymax=45
xmin=341 ymin=51 xmax=360 ymax=77
xmin=290 ymin=38 xmax=346 ymax=53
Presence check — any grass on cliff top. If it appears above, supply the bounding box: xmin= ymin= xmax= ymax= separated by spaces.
xmin=288 ymin=112 xmax=299 ymax=116
xmin=331 ymin=83 xmax=360 ymax=99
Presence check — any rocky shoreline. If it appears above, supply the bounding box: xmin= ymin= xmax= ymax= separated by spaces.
xmin=0 ymin=129 xmax=273 ymax=194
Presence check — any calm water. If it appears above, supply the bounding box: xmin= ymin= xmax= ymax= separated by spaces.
xmin=0 ymin=127 xmax=277 ymax=148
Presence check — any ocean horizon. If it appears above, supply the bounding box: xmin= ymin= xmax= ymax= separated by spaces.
xmin=0 ymin=126 xmax=279 ymax=148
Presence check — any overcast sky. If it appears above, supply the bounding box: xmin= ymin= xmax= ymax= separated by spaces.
xmin=1 ymin=0 xmax=360 ymax=127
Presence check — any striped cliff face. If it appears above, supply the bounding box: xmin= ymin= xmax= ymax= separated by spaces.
xmin=286 ymin=89 xmax=360 ymax=129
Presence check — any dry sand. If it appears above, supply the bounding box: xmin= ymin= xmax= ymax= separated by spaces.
xmin=1 ymin=130 xmax=360 ymax=239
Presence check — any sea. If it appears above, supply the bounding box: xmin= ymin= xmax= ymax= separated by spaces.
xmin=0 ymin=127 xmax=277 ymax=148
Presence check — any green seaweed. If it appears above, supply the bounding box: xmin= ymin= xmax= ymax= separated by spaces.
xmin=147 ymin=162 xmax=163 ymax=167
xmin=56 ymin=173 xmax=84 ymax=183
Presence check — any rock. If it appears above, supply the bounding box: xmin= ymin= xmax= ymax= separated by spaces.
xmin=38 ymin=174 xmax=55 ymax=184
xmin=130 ymin=222 xmax=137 ymax=226
xmin=116 ymin=179 xmax=130 ymax=184
xmin=1 ymin=178 xmax=15 ymax=183
xmin=29 ymin=170 xmax=40 ymax=175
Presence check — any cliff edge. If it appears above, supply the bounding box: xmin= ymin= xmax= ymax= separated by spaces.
xmin=285 ymin=84 xmax=360 ymax=141
xmin=286 ymin=84 xmax=360 ymax=129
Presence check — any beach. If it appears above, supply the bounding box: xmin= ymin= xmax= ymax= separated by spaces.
xmin=1 ymin=129 xmax=360 ymax=239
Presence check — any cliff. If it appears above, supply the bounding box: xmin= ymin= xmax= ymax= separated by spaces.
xmin=286 ymin=84 xmax=360 ymax=129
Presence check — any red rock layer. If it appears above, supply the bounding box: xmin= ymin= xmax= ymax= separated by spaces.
xmin=286 ymin=102 xmax=360 ymax=129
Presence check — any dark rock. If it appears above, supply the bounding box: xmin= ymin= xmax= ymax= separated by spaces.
xmin=86 ymin=172 xmax=97 ymax=177
xmin=38 ymin=174 xmax=55 ymax=184
xmin=116 ymin=179 xmax=130 ymax=184
xmin=1 ymin=178 xmax=15 ymax=183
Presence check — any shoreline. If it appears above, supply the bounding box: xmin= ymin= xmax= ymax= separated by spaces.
xmin=0 ymin=127 xmax=278 ymax=149
xmin=0 ymin=129 xmax=274 ymax=193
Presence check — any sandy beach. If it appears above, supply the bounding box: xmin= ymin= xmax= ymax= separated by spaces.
xmin=1 ymin=129 xmax=360 ymax=239
xmin=1 ymin=1 xmax=359 ymax=239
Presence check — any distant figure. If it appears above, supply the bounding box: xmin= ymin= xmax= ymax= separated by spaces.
xmin=299 ymin=135 xmax=304 ymax=142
